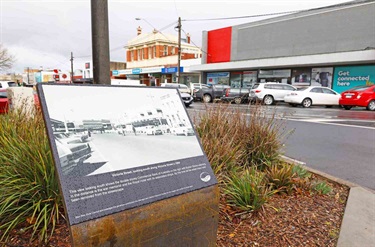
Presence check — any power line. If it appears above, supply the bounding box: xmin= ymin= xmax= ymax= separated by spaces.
xmin=182 ymin=1 xmax=366 ymax=22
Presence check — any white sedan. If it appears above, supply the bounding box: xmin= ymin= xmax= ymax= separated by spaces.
xmin=284 ymin=86 xmax=340 ymax=108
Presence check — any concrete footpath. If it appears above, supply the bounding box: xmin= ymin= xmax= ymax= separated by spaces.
xmin=280 ymin=156 xmax=375 ymax=247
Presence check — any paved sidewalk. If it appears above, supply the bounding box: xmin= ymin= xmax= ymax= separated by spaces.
xmin=280 ymin=155 xmax=375 ymax=247
xmin=337 ymin=187 xmax=375 ymax=247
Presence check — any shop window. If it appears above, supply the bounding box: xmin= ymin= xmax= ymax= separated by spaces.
xmin=163 ymin=45 xmax=168 ymax=56
xmin=137 ymin=49 xmax=141 ymax=60
xmin=130 ymin=51 xmax=134 ymax=61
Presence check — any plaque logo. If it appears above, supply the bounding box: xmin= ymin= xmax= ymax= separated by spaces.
xmin=200 ymin=172 xmax=211 ymax=182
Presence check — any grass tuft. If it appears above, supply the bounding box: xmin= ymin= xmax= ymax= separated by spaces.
xmin=0 ymin=108 xmax=62 ymax=244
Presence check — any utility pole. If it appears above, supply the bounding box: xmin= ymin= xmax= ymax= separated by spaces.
xmin=70 ymin=52 xmax=74 ymax=83
xmin=91 ymin=0 xmax=110 ymax=84
xmin=27 ymin=67 xmax=30 ymax=84
xmin=177 ymin=17 xmax=181 ymax=84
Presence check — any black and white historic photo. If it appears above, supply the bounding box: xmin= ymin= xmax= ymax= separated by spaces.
xmin=41 ymin=84 xmax=204 ymax=177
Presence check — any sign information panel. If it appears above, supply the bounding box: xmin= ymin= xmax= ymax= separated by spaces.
xmin=37 ymin=84 xmax=217 ymax=225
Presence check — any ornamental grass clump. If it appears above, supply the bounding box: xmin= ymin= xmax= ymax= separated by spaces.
xmin=195 ymin=104 xmax=247 ymax=181
xmin=265 ymin=163 xmax=295 ymax=194
xmin=224 ymin=168 xmax=273 ymax=212
xmin=239 ymin=105 xmax=290 ymax=170
xmin=0 ymin=108 xmax=62 ymax=244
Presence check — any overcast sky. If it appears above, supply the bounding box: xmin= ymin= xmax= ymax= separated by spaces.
xmin=1 ymin=0 xmax=351 ymax=74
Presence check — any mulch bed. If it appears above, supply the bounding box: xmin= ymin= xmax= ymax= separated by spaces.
xmin=2 ymin=174 xmax=349 ymax=247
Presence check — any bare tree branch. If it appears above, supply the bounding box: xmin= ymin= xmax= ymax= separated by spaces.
xmin=0 ymin=44 xmax=15 ymax=71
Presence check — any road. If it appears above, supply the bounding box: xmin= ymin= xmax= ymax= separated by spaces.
xmin=187 ymin=102 xmax=375 ymax=190
xmin=84 ymin=132 xmax=203 ymax=176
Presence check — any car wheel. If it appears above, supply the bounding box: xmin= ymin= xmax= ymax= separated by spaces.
xmin=234 ymin=97 xmax=242 ymax=104
xmin=203 ymin=94 xmax=212 ymax=103
xmin=302 ymin=98 xmax=312 ymax=108
xmin=367 ymin=100 xmax=375 ymax=111
xmin=263 ymin=95 xmax=274 ymax=105
xmin=343 ymin=106 xmax=352 ymax=110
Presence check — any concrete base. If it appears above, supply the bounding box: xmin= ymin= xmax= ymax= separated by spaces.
xmin=70 ymin=185 xmax=220 ymax=246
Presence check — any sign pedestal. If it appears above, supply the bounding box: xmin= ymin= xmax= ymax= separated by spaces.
xmin=71 ymin=185 xmax=219 ymax=246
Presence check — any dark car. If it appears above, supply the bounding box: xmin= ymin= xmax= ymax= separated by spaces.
xmin=194 ymin=84 xmax=230 ymax=103
xmin=0 ymin=89 xmax=9 ymax=114
xmin=339 ymin=85 xmax=375 ymax=111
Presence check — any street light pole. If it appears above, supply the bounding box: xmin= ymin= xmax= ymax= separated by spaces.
xmin=177 ymin=17 xmax=181 ymax=84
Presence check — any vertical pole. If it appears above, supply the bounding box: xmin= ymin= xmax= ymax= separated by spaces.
xmin=177 ymin=17 xmax=181 ymax=84
xmin=27 ymin=67 xmax=30 ymax=84
xmin=91 ymin=0 xmax=110 ymax=84
xmin=70 ymin=52 xmax=74 ymax=83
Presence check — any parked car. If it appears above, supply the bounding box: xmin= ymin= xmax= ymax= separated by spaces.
xmin=0 ymin=89 xmax=9 ymax=114
xmin=339 ymin=85 xmax=375 ymax=111
xmin=171 ymin=124 xmax=195 ymax=136
xmin=160 ymin=83 xmax=191 ymax=94
xmin=221 ymin=86 xmax=252 ymax=104
xmin=180 ymin=92 xmax=193 ymax=107
xmin=195 ymin=84 xmax=230 ymax=103
xmin=0 ymin=81 xmax=18 ymax=89
xmin=192 ymin=84 xmax=209 ymax=101
xmin=284 ymin=86 xmax=340 ymax=108
xmin=249 ymin=83 xmax=297 ymax=105
xmin=146 ymin=125 xmax=163 ymax=135
xmin=54 ymin=133 xmax=85 ymax=144
xmin=55 ymin=139 xmax=92 ymax=175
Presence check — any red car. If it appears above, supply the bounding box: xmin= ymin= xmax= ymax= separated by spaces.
xmin=339 ymin=85 xmax=375 ymax=111
xmin=0 ymin=89 xmax=9 ymax=114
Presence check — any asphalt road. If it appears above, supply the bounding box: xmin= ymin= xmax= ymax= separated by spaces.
xmin=187 ymin=102 xmax=375 ymax=190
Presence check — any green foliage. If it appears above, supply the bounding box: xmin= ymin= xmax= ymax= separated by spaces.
xmin=313 ymin=181 xmax=332 ymax=195
xmin=224 ymin=169 xmax=272 ymax=212
xmin=195 ymin=104 xmax=290 ymax=181
xmin=0 ymin=109 xmax=62 ymax=243
xmin=292 ymin=164 xmax=311 ymax=179
xmin=265 ymin=163 xmax=295 ymax=193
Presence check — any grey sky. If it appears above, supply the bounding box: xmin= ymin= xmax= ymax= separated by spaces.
xmin=1 ymin=0 xmax=351 ymax=74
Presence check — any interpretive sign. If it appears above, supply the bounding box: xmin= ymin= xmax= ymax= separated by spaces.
xmin=37 ymin=83 xmax=217 ymax=225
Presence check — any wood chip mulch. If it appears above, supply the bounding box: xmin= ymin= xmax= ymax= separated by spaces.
xmin=2 ymin=175 xmax=349 ymax=247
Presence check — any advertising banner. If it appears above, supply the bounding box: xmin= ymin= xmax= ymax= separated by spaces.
xmin=37 ymin=84 xmax=217 ymax=225
xmin=332 ymin=65 xmax=375 ymax=93
xmin=291 ymin=68 xmax=311 ymax=86
xmin=311 ymin=67 xmax=333 ymax=88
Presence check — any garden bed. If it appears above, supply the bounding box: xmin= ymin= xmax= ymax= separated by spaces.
xmin=2 ymin=173 xmax=349 ymax=247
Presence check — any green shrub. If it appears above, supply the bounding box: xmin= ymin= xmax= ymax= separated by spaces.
xmin=292 ymin=164 xmax=311 ymax=179
xmin=265 ymin=163 xmax=294 ymax=193
xmin=313 ymin=181 xmax=332 ymax=195
xmin=0 ymin=109 xmax=62 ymax=243
xmin=224 ymin=168 xmax=272 ymax=212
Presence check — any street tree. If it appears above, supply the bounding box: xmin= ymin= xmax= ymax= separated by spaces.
xmin=0 ymin=43 xmax=15 ymax=71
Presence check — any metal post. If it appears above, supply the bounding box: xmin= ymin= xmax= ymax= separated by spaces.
xmin=177 ymin=17 xmax=181 ymax=84
xmin=91 ymin=0 xmax=110 ymax=84
xmin=70 ymin=52 xmax=74 ymax=83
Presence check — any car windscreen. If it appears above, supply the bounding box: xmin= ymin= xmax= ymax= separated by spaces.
xmin=0 ymin=91 xmax=7 ymax=98
xmin=297 ymin=87 xmax=308 ymax=91
xmin=252 ymin=84 xmax=260 ymax=89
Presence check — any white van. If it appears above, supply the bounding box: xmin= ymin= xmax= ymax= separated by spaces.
xmin=0 ymin=81 xmax=17 ymax=89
